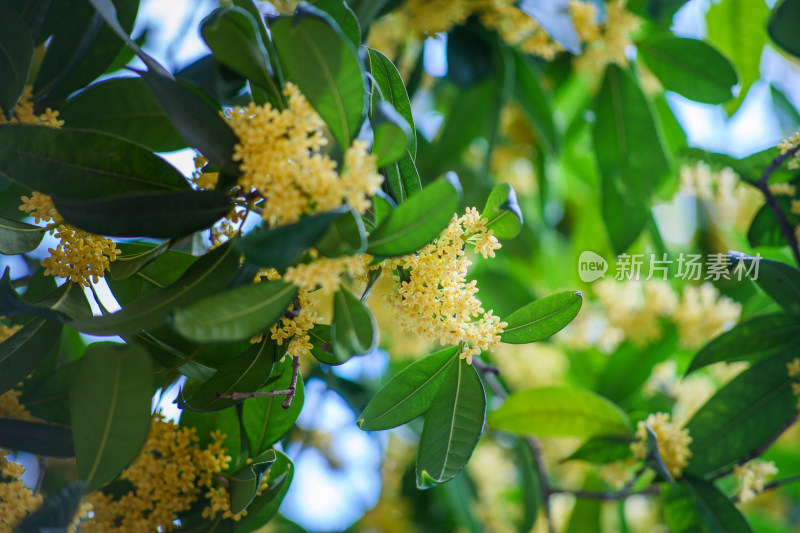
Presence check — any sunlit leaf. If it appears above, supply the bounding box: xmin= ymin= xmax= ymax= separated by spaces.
xmin=501 ymin=291 xmax=582 ymax=344
xmin=481 ymin=183 xmax=523 ymax=239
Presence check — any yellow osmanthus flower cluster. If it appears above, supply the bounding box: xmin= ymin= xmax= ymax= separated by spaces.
xmin=0 ymin=388 xmax=33 ymax=421
xmin=631 ymin=412 xmax=692 ymax=479
xmin=573 ymin=1 xmax=641 ymax=74
xmin=734 ymin=459 xmax=778 ymax=504
xmin=284 ymin=252 xmax=365 ymax=293
xmin=788 ymin=358 xmax=800 ymax=411
xmin=778 ymin=127 xmax=800 ymax=170
xmin=382 ymin=207 xmax=505 ymax=364
xmin=0 ymin=86 xmax=63 ymax=128
xmin=467 ymin=440 xmax=522 ymax=532
xmin=226 ymin=83 xmax=382 ymax=228
xmin=83 ymin=415 xmax=256 ymax=531
xmin=561 ymin=280 xmax=741 ymax=352
xmin=191 ymin=155 xmax=250 ymax=248
xmin=0 ymin=450 xmax=43 ymax=533
xmin=19 ymin=192 xmax=121 ymax=287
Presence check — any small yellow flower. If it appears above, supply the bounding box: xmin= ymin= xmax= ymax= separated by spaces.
xmin=734 ymin=460 xmax=778 ymax=504
xmin=631 ymin=412 xmax=692 ymax=479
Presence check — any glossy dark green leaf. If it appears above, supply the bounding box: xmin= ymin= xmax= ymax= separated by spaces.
xmin=229 ymin=449 xmax=276 ymax=515
xmin=511 ymin=49 xmax=558 ymax=154
xmin=489 ymin=386 xmax=632 ymax=438
xmin=236 ymin=450 xmax=294 ymax=533
xmin=15 ymin=482 xmax=86 ymax=533
xmin=593 ymin=65 xmax=671 ymax=252
xmin=367 ymin=48 xmax=416 ymax=157
xmin=308 ymin=324 xmax=340 ymax=365
xmin=0 ymin=125 xmax=190 ymax=200
xmin=138 ymin=69 xmax=240 ymax=177
xmin=416 ymin=358 xmax=485 ymax=488
xmin=36 ymin=281 xmax=92 ymax=320
xmin=636 ymin=36 xmax=738 ymax=104
xmin=242 ymin=357 xmax=305 ymax=454
xmin=36 ymin=0 xmax=138 ymax=101
xmin=706 ymin=0 xmax=768 ymax=114
xmin=664 ymin=476 xmax=754 ymax=533
xmin=562 ymin=435 xmax=634 ymax=464
xmin=106 ymin=244 xmax=196 ymax=304
xmin=0 ymin=215 xmax=44 ymax=254
xmin=481 ymin=183 xmax=523 ymax=239
xmin=176 ymin=54 xmax=248 ymax=107
xmin=501 ymin=291 xmax=582 ymax=344
xmin=70 ymin=342 xmax=153 ymax=491
xmin=358 ymin=346 xmax=459 ymax=431
xmin=0 ymin=318 xmax=62 ymax=395
xmin=70 ymin=242 xmax=240 ymax=336
xmin=173 ymin=280 xmax=297 ymax=343
xmin=0 ymin=268 xmax=68 ymax=322
xmin=730 ymin=254 xmax=800 ymax=319
xmin=201 ymin=6 xmax=281 ymax=105
xmin=0 ymin=3 xmax=33 ymax=112
xmin=236 ymin=209 xmax=345 ymax=269
xmin=310 ymin=0 xmax=361 ymax=48
xmin=330 ymin=288 xmax=377 ymax=359
xmin=53 ymin=189 xmax=231 ymax=239
xmin=179 ymin=338 xmax=275 ymax=412
xmin=516 ymin=0 xmax=580 ymax=54
xmin=686 ymin=350 xmax=799 ymax=476
xmin=687 ymin=313 xmax=800 ymax=374
xmin=0 ymin=418 xmax=74 ymax=457
xmin=768 ymin=0 xmax=800 ymax=59
xmin=19 ymin=360 xmax=80 ymax=425
xmin=315 ymin=208 xmax=367 ymax=257
xmin=367 ymin=174 xmax=461 ymax=257
xmin=602 ymin=168 xmax=651 ymax=253
xmin=270 ymin=6 xmax=367 ymax=149
xmin=371 ymin=101 xmax=414 ymax=168
xmin=87 ymin=0 xmax=163 ymax=74
xmin=108 ymin=240 xmax=170 ymax=280
xmin=747 ymin=194 xmax=800 ymax=248
xmin=58 ymin=77 xmax=185 ymax=152
xmin=381 ymin=151 xmax=422 ymax=204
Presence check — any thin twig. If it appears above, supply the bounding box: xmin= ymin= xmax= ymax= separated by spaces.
xmin=761 ymin=473 xmax=800 ymax=494
xmin=214 ymin=356 xmax=301 ymax=406
xmin=743 ymin=144 xmax=800 ymax=266
xmin=34 ymin=456 xmax=48 ymax=494
xmin=282 ymin=355 xmax=301 ymax=409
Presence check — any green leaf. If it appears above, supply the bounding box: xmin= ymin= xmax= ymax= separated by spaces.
xmin=706 ymin=0 xmax=768 ymax=115
xmin=270 ymin=6 xmax=367 ymax=150
xmin=36 ymin=281 xmax=92 ymax=321
xmin=481 ymin=183 xmax=523 ymax=239
xmin=747 ymin=193 xmax=800 ymax=248
xmin=367 ymin=48 xmax=416 ymax=157
xmin=593 ymin=65 xmax=671 ymax=252
xmin=416 ymin=358 xmax=486 ymax=488
xmin=731 ymin=254 xmax=800 ymax=319
xmin=330 ymin=288 xmax=377 ymax=359
xmin=687 ymin=313 xmax=800 ymax=374
xmin=562 ymin=435 xmax=634 ymax=464
xmin=0 ymin=125 xmax=190 ymax=200
xmin=106 ymin=244 xmax=196 ymax=304
xmin=595 ymin=334 xmax=677 ymax=405
xmin=179 ymin=338 xmax=276 ymax=412
xmin=70 ymin=242 xmax=240 ymax=336
xmin=310 ymin=0 xmax=361 ymax=48
xmin=315 ymin=208 xmax=367 ymax=257
xmin=0 ymin=215 xmax=44 ymax=255
xmin=15 ymin=482 xmax=86 ymax=533
xmin=367 ymin=174 xmax=461 ymax=257
xmin=636 ymin=36 xmax=738 ymax=104
xmin=173 ymin=280 xmax=297 ymax=343
xmin=501 ymin=291 xmax=582 ymax=344
xmin=489 ymin=386 xmax=632 ymax=438
xmin=381 ymin=151 xmax=422 ymax=204
xmin=108 ymin=240 xmax=171 ymax=280
xmin=235 ymin=450 xmax=294 ymax=532
xmin=138 ymin=69 xmax=240 ymax=177
xmin=308 ymin=324 xmax=340 ymax=365
xmin=602 ymin=168 xmax=651 ymax=253
xmin=201 ymin=6 xmax=281 ymax=105
xmin=176 ymin=54 xmax=248 ymax=107
xmin=180 ymin=407 xmax=241 ymax=469
xmin=516 ymin=0 xmax=580 ymax=54
xmin=70 ymin=342 xmax=153 ymax=491
xmin=58 ymin=77 xmax=185 ymax=153
xmin=0 ymin=318 xmax=62 ymax=395
xmin=371 ymin=101 xmax=414 ymax=168
xmin=664 ymin=475 xmax=754 ymax=533
xmin=511 ymin=49 xmax=558 ymax=154
xmin=19 ymin=360 xmax=80 ymax=425
xmin=358 ymin=346 xmax=459 ymax=431
xmin=685 ymin=350 xmax=799 ymax=476
xmin=0 ymin=418 xmax=74 ymax=457
xmin=0 ymin=269 xmax=69 ymax=322
xmin=228 ymin=449 xmax=277 ymax=515
xmin=242 ymin=357 xmax=305 ymax=454
xmin=768 ymin=0 xmax=800 ymax=59
xmin=52 ymin=189 xmax=231 ymax=239
xmin=0 ymin=3 xmax=33 ymax=113
xmin=236 ymin=209 xmax=345 ymax=269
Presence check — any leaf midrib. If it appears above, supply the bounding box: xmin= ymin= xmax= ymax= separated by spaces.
xmin=503 ymin=297 xmax=579 ymax=334
xmin=184 ymin=282 xmax=295 ymax=330
xmin=84 ymin=355 xmax=123 ymax=486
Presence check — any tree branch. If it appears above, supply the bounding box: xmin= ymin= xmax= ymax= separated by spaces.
xmin=214 ymin=355 xmax=301 ymax=407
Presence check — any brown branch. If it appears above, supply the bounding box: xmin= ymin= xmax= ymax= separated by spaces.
xmin=215 ymin=356 xmax=302 ymax=407
xmin=760 ymin=473 xmax=800 ymax=493
xmin=744 ymin=144 xmax=800 ymax=266
xmin=282 ymin=355 xmax=301 ymax=409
